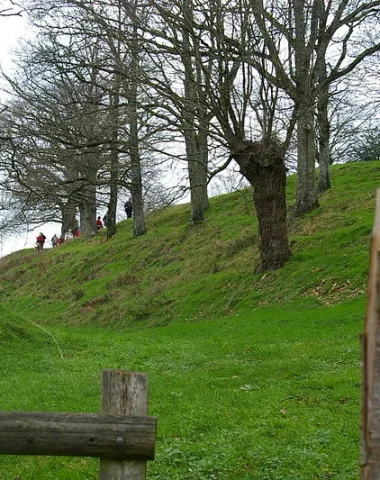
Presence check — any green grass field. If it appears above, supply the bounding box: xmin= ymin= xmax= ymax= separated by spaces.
xmin=0 ymin=162 xmax=378 ymax=479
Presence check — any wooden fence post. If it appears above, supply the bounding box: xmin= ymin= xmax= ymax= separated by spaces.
xmin=99 ymin=370 xmax=149 ymax=480
xmin=361 ymin=190 xmax=380 ymax=478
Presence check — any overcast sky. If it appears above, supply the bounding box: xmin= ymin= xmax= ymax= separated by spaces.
xmin=0 ymin=5 xmax=27 ymax=69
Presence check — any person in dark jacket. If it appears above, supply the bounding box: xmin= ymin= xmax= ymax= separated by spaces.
xmin=51 ymin=234 xmax=58 ymax=248
xmin=124 ymin=199 xmax=133 ymax=219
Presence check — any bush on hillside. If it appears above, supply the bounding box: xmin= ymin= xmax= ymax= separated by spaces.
xmin=349 ymin=127 xmax=380 ymax=162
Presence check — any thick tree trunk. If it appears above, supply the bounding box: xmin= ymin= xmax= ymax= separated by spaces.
xmin=232 ymin=140 xmax=291 ymax=271
xmin=182 ymin=0 xmax=209 ymax=225
xmin=190 ymin=153 xmax=208 ymax=224
xmin=198 ymin=129 xmax=209 ymax=214
xmin=294 ymin=101 xmax=319 ymax=215
xmin=317 ymin=86 xmax=331 ymax=193
xmin=128 ymin=97 xmax=145 ymax=237
xmin=107 ymin=88 xmax=120 ymax=239
xmin=292 ymin=0 xmax=319 ymax=216
xmin=128 ymin=5 xmax=146 ymax=238
xmin=129 ymin=84 xmax=146 ymax=237
xmin=185 ymin=131 xmax=209 ymax=225
xmin=61 ymin=199 xmax=78 ymax=237
xmin=79 ymin=166 xmax=97 ymax=237
xmin=79 ymin=191 xmax=97 ymax=238
xmin=318 ymin=151 xmax=331 ymax=193
xmin=130 ymin=159 xmax=146 ymax=237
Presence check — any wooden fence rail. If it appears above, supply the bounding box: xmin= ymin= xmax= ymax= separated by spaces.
xmin=0 ymin=370 xmax=157 ymax=480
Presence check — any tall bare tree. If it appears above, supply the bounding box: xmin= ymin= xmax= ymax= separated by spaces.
xmin=0 ymin=33 xmax=112 ymax=237
xmin=250 ymin=0 xmax=380 ymax=214
xmin=146 ymin=0 xmax=295 ymax=270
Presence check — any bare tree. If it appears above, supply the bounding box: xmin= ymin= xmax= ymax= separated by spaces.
xmin=145 ymin=0 xmax=295 ymax=270
xmin=9 ymin=0 xmax=380 ymax=270
xmin=0 ymin=33 xmax=113 ymax=237
xmin=249 ymin=0 xmax=380 ymax=215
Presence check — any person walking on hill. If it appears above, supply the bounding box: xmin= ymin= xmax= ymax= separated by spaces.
xmin=65 ymin=229 xmax=74 ymax=241
xmin=96 ymin=216 xmax=104 ymax=230
xmin=124 ymin=199 xmax=133 ymax=219
xmin=51 ymin=234 xmax=58 ymax=248
xmin=36 ymin=232 xmax=46 ymax=250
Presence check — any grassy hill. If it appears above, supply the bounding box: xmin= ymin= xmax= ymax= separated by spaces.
xmin=0 ymin=162 xmax=376 ymax=329
xmin=0 ymin=161 xmax=378 ymax=479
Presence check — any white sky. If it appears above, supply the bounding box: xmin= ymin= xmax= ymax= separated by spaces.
xmin=0 ymin=5 xmax=27 ymax=70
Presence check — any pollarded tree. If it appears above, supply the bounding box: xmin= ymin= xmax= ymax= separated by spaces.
xmin=146 ymin=0 xmax=295 ymax=270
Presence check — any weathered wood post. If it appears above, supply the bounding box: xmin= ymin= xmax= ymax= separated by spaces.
xmin=0 ymin=370 xmax=156 ymax=479
xmin=100 ymin=370 xmax=149 ymax=480
xmin=361 ymin=190 xmax=380 ymax=478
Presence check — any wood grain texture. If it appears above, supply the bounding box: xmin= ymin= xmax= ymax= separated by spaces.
xmin=0 ymin=411 xmax=156 ymax=460
xmin=99 ymin=370 xmax=153 ymax=480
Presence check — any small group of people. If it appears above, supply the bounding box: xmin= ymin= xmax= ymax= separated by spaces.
xmin=98 ymin=199 xmax=133 ymax=230
xmin=35 ymin=199 xmax=133 ymax=250
xmin=36 ymin=230 xmax=80 ymax=250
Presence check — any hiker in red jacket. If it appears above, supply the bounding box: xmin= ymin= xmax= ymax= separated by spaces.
xmin=36 ymin=232 xmax=46 ymax=250
xmin=96 ymin=216 xmax=104 ymax=230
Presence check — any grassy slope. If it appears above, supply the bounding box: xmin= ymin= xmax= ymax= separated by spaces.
xmin=0 ymin=162 xmax=376 ymax=328
xmin=0 ymin=161 xmax=378 ymax=479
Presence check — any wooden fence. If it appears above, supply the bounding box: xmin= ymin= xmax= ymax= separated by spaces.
xmin=362 ymin=190 xmax=380 ymax=478
xmin=0 ymin=369 xmax=157 ymax=479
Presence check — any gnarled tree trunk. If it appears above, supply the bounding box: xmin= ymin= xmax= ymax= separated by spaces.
xmin=232 ymin=140 xmax=291 ymax=271
xmin=61 ymin=199 xmax=78 ymax=237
